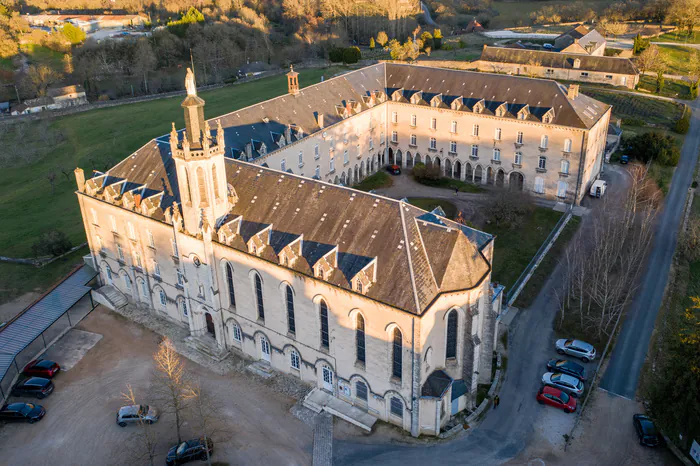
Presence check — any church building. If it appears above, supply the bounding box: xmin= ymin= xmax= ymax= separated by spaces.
xmin=74 ymin=63 xmax=609 ymax=436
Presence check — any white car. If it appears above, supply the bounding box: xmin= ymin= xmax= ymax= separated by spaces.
xmin=542 ymin=372 xmax=584 ymax=398
xmin=556 ymin=339 xmax=596 ymax=362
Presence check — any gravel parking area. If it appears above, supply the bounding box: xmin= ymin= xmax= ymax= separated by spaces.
xmin=0 ymin=306 xmax=312 ymax=465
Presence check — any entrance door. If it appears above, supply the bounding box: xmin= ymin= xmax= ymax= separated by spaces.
xmin=205 ymin=313 xmax=215 ymax=336
xmin=261 ymin=337 xmax=271 ymax=362
xmin=451 ymin=397 xmax=460 ymax=415
xmin=322 ymin=365 xmax=334 ymax=392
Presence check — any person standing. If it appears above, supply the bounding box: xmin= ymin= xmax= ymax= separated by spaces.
xmin=493 ymin=395 xmax=500 ymax=409
xmin=454 ymin=186 xmax=459 ymax=196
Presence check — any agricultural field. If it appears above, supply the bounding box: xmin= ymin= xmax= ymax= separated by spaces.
xmin=581 ymin=89 xmax=684 ymax=129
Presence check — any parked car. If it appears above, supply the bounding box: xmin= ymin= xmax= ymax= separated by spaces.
xmin=555 ymin=339 xmax=597 ymax=362
xmin=11 ymin=377 xmax=54 ymax=399
xmin=542 ymin=372 xmax=584 ymax=398
xmin=546 ymin=359 xmax=586 ymax=381
xmin=633 ymin=414 xmax=663 ymax=447
xmin=0 ymin=402 xmax=46 ymax=423
xmin=23 ymin=359 xmax=60 ymax=379
xmin=166 ymin=438 xmax=214 ymax=465
xmin=620 ymin=154 xmax=630 ymax=164
xmin=116 ymin=405 xmax=159 ymax=427
xmin=589 ymin=179 xmax=607 ymax=198
xmin=386 ymin=164 xmax=401 ymax=175
xmin=536 ymin=386 xmax=577 ymax=413
xmin=543 ymin=43 xmax=554 ymax=49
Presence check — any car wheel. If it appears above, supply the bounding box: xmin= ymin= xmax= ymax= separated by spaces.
xmin=537 ymin=399 xmax=544 ymax=405
xmin=582 ymin=357 xmax=590 ymax=363
xmin=118 ymin=422 xmax=127 ymax=427
xmin=566 ymin=409 xmax=573 ymax=414
xmin=28 ymin=418 xmax=35 ymax=424
xmin=557 ymin=349 xmax=565 ymax=355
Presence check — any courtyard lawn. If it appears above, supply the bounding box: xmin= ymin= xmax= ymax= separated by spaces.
xmin=580 ymin=89 xmax=684 ymax=129
xmin=482 ymin=207 xmax=564 ymax=293
xmin=407 ymin=198 xmax=458 ymax=219
xmin=414 ymin=176 xmax=485 ymax=193
xmin=353 ymin=171 xmax=394 ymax=191
xmin=0 ymin=67 xmax=347 ymax=258
xmin=652 ymin=30 xmax=700 ymax=44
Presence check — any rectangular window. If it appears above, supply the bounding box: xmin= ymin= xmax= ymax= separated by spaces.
xmin=232 ymin=324 xmax=242 ymax=342
xmin=369 ymin=137 xmax=374 ymax=150
xmin=343 ymin=150 xmax=349 ymax=164
xmin=540 ymin=135 xmax=548 ymax=149
xmin=430 ymin=118 xmax=437 ymax=130
xmin=516 ymin=132 xmax=524 ymax=144
xmin=380 ymin=132 xmax=384 ymax=144
xmin=564 ymin=138 xmax=572 ymax=153
xmin=110 ymin=215 xmax=117 ymax=232
xmin=538 ymin=156 xmax=547 ymax=170
xmin=117 ymin=244 xmax=124 ymax=261
xmin=561 ymin=160 xmax=570 ymax=174
xmin=493 ymin=148 xmax=501 ymax=161
xmin=315 ymin=166 xmax=320 ymax=178
xmin=410 ymin=114 xmax=417 ymax=127
xmin=153 ymin=260 xmax=161 ymax=277
xmin=177 ymin=270 xmax=184 ymax=286
xmin=91 ymin=208 xmax=98 ymax=225
xmin=410 ymin=134 xmax=417 ymax=146
xmin=171 ymin=238 xmax=178 ymax=257
xmin=495 ymin=128 xmax=502 ymax=141
xmin=390 ymin=397 xmax=403 ymax=418
xmin=451 ymin=120 xmax=457 ymax=133
xmin=471 ymin=145 xmax=479 ymax=157
xmin=281 ymin=159 xmax=286 ymax=172
xmin=298 ymin=151 xmax=304 ymax=167
xmin=127 ymin=222 xmax=135 ymax=240
xmin=450 ymin=141 xmax=457 ymax=154
xmin=472 ymin=124 xmax=479 ymax=137
xmin=134 ymin=251 xmax=142 ymax=268
xmin=95 ymin=235 xmax=103 ymax=251
xmin=140 ymin=280 xmax=148 ymax=298
xmin=535 ymin=177 xmax=545 ymax=193
xmin=147 ymin=230 xmax=155 ymax=248
xmin=356 ymin=381 xmax=368 ymax=401
xmin=430 ymin=138 xmax=437 ymax=150
xmin=314 ymin=144 xmax=320 ymax=160
xmin=514 ymin=152 xmax=522 ymax=165
xmin=329 ymin=157 xmax=335 ymax=173
xmin=391 ymin=111 xmax=398 ymax=123
xmin=391 ymin=131 xmax=398 ymax=143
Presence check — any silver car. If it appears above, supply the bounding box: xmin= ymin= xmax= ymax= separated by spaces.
xmin=542 ymin=372 xmax=584 ymax=398
xmin=116 ymin=405 xmax=159 ymax=427
xmin=555 ymin=339 xmax=596 ymax=362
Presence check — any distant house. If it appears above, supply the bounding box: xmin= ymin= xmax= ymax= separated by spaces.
xmin=464 ymin=18 xmax=485 ymax=33
xmin=25 ymin=14 xmax=147 ymax=30
xmin=476 ymin=45 xmax=639 ymax=89
xmin=11 ymin=84 xmax=88 ymax=115
xmin=554 ymin=24 xmax=607 ymax=56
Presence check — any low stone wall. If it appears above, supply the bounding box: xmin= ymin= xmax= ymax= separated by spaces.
xmin=381 ymin=59 xmax=478 ymax=71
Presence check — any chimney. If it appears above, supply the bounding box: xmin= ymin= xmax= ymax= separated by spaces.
xmin=317 ymin=113 xmax=324 ymax=129
xmin=285 ymin=124 xmax=292 ymax=142
xmin=74 ymin=167 xmax=85 ymax=192
xmin=567 ymin=84 xmax=579 ymax=99
xmin=287 ymin=65 xmax=299 ymax=96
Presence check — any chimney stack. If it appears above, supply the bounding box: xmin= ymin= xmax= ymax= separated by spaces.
xmin=317 ymin=113 xmax=324 ymax=129
xmin=74 ymin=167 xmax=85 ymax=192
xmin=567 ymin=84 xmax=579 ymax=100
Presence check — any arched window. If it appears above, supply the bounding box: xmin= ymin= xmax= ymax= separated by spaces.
xmin=286 ymin=285 xmax=296 ymax=334
xmin=196 ymin=166 xmax=208 ymax=205
xmin=138 ymin=278 xmax=148 ymax=298
xmin=122 ymin=273 xmax=132 ymax=291
xmin=290 ymin=350 xmax=300 ymax=370
xmin=356 ymin=314 xmax=366 ymax=363
xmin=540 ymin=135 xmax=548 ymax=149
xmin=446 ymin=310 xmax=458 ymax=359
xmin=159 ymin=289 xmax=167 ymax=307
xmin=320 ymin=300 xmax=330 ymax=349
xmin=392 ymin=328 xmax=402 ymax=380
xmin=212 ymin=164 xmax=220 ymax=200
xmin=183 ymin=168 xmax=192 ymax=203
xmin=226 ymin=263 xmax=236 ymax=307
xmin=179 ymin=298 xmax=188 ymax=317
xmin=390 ymin=396 xmax=403 ymax=418
xmin=254 ymin=274 xmax=264 ymax=320
xmin=564 ymin=138 xmax=572 ymax=153
xmin=355 ymin=380 xmax=368 ymax=401
xmin=230 ymin=322 xmax=242 ymax=342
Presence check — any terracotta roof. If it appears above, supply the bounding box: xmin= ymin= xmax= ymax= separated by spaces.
xmin=479 ymin=46 xmax=638 ymax=76
xmin=560 ymin=24 xmax=593 ymax=40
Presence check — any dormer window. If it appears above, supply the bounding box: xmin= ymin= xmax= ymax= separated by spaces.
xmin=357 ymin=281 xmax=363 ymax=293
xmin=474 ymin=102 xmax=483 ymax=114
xmin=252 ymin=245 xmax=257 ymax=256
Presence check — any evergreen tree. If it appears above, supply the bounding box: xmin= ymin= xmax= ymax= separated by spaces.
xmin=369 ymin=37 xmax=375 ymax=50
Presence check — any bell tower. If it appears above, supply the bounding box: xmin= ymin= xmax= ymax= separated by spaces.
xmin=170 ymin=68 xmax=229 ymax=236
xmin=287 ymin=65 xmax=299 ymax=96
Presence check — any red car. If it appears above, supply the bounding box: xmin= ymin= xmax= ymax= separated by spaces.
xmin=536 ymin=386 xmax=577 ymax=413
xmin=23 ymin=360 xmax=60 ymax=379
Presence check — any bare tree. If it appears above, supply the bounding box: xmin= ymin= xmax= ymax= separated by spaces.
xmin=183 ymin=381 xmax=223 ymax=466
xmin=121 ymin=384 xmax=158 ymax=466
xmin=636 ymin=44 xmax=664 ymax=75
xmin=152 ymin=338 xmax=190 ymax=444
xmin=604 ymin=22 xmax=627 ymax=38
xmin=27 ymin=64 xmax=62 ymax=97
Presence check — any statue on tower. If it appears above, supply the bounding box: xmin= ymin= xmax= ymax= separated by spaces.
xmin=185 ymin=67 xmax=197 ymax=96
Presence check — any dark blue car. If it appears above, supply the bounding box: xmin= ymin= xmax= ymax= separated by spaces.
xmin=546 ymin=359 xmax=586 ymax=381
xmin=166 ymin=438 xmax=213 ymax=465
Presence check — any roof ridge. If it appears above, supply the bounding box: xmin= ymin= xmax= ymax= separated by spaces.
xmin=412 ymin=214 xmax=440 ymax=291
xmin=399 ymin=201 xmax=426 ymax=314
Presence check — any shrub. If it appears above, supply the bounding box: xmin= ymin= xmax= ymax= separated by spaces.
xmin=377 ymin=31 xmax=388 ymax=48
xmin=369 ymin=37 xmax=375 ymax=49
xmin=622 ymin=117 xmax=646 ymax=127
xmin=31 ymin=230 xmax=72 ymax=257
xmin=343 ymin=46 xmax=361 ymax=64
xmin=328 ymin=47 xmax=344 ymax=62
xmin=413 ymin=162 xmax=441 ymax=182
xmin=421 ymin=31 xmax=433 ymax=50
xmin=628 ymin=131 xmax=681 ymax=166
xmin=61 ymin=23 xmax=86 ymax=44
xmin=433 ymin=29 xmax=442 ymax=49
xmin=674 ymin=107 xmax=691 ymax=134
xmin=458 ymin=39 xmax=466 ymax=49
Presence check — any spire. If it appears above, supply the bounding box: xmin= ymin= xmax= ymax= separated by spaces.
xmin=185 ymin=67 xmax=197 ymax=97
xmin=169 ymin=122 xmax=179 ymax=154
xmin=182 ymin=67 xmax=206 ymax=146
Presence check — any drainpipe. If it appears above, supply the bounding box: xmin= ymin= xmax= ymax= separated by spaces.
xmin=411 ymin=316 xmax=420 ymax=437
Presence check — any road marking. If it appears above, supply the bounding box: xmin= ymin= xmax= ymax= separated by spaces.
xmin=597 ymin=387 xmax=633 ymax=401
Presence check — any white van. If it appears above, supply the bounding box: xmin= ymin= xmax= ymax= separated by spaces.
xmin=589 ymin=180 xmax=607 ymax=198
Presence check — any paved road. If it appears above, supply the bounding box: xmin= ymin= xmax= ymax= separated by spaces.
xmin=421 ymin=2 xmax=437 ymax=27
xmin=600 ymin=98 xmax=700 ymax=398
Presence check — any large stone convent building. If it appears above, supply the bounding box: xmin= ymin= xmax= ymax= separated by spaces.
xmin=75 ymin=63 xmax=609 ymax=436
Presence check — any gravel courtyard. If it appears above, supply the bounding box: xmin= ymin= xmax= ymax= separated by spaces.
xmin=0 ymin=306 xmax=313 ymax=465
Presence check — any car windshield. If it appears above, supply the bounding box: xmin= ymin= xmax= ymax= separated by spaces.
xmin=19 ymin=404 xmax=34 ymax=415
xmin=138 ymin=405 xmax=148 ymax=416
xmin=176 ymin=443 xmax=187 ymax=456
xmin=641 ymin=421 xmax=657 ymax=435
xmin=555 ymin=361 xmax=566 ymax=367
xmin=559 ymin=392 xmax=570 ymax=403
xmin=564 ymin=339 xmax=573 ymax=346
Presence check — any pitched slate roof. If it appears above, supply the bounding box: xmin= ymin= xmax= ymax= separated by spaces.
xmin=555 ymin=24 xmax=606 ymax=54
xmin=479 ymin=46 xmax=638 ymax=76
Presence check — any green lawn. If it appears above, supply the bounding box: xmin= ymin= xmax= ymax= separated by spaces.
xmin=20 ymin=44 xmax=66 ymax=71
xmin=489 ymin=0 xmax=610 ymax=28
xmin=413 ymin=176 xmax=485 ymax=193
xmin=653 ymin=30 xmax=700 ymax=44
xmin=407 ymin=198 xmax=458 ymax=219
xmin=581 ymin=89 xmax=684 ymax=129
xmin=657 ymin=44 xmax=696 ymax=76
xmin=0 ymin=246 xmax=88 ymax=305
xmin=636 ymin=75 xmax=692 ymax=100
xmin=353 ymin=171 xmax=394 ymax=191
xmin=0 ymin=67 xmax=347 ymax=258
xmin=482 ymin=207 xmax=563 ymax=293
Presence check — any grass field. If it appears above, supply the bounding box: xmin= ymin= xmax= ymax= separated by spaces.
xmin=413 ymin=176 xmax=486 ymax=193
xmin=657 ymin=44 xmax=696 ymax=76
xmin=20 ymin=44 xmax=66 ymax=71
xmin=0 ymin=67 xmax=348 ymax=258
xmin=636 ymin=75 xmax=692 ymax=100
xmin=581 ymin=89 xmax=684 ymax=129
xmin=489 ymin=0 xmax=610 ymax=28
xmin=353 ymin=171 xmax=394 ymax=191
xmin=653 ymin=30 xmax=700 ymax=44
xmin=407 ymin=197 xmax=458 ymax=218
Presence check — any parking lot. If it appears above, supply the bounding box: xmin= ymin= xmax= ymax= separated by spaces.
xmin=0 ymin=306 xmax=312 ymax=465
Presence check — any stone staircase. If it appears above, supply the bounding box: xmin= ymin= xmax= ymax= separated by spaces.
xmin=246 ymin=361 xmax=275 ymax=379
xmin=303 ymin=388 xmax=377 ymax=432
xmin=184 ymin=335 xmax=229 ymax=362
xmin=92 ymin=286 xmax=128 ymax=310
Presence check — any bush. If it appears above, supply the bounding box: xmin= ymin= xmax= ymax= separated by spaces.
xmin=413 ymin=162 xmax=441 ymax=182
xmin=433 ymin=29 xmax=442 ymax=49
xmin=369 ymin=37 xmax=375 ymax=49
xmin=628 ymin=131 xmax=681 ymax=166
xmin=622 ymin=116 xmax=647 ymax=127
xmin=604 ymin=48 xmax=623 ymax=57
xmin=61 ymin=23 xmax=86 ymax=44
xmin=487 ymin=191 xmax=535 ymax=229
xmin=31 ymin=230 xmax=72 ymax=257
xmin=343 ymin=46 xmax=361 ymax=64
xmin=674 ymin=107 xmax=691 ymax=134
xmin=328 ymin=47 xmax=344 ymax=62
